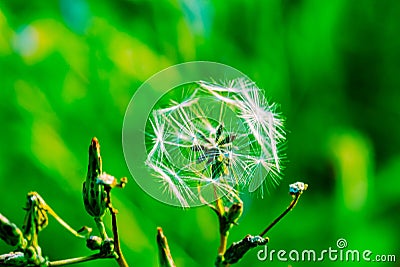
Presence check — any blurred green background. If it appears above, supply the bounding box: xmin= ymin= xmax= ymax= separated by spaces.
xmin=0 ymin=0 xmax=399 ymax=266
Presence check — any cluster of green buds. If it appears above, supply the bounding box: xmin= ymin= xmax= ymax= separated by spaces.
xmin=0 ymin=192 xmax=50 ymax=266
xmin=0 ymin=137 xmax=129 ymax=267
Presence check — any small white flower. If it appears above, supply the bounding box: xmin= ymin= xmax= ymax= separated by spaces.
xmin=96 ymin=173 xmax=117 ymax=186
xmin=289 ymin=182 xmax=308 ymax=195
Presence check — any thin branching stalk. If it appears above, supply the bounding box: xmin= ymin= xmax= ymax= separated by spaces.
xmin=106 ymin=188 xmax=129 ymax=267
xmin=259 ymin=182 xmax=307 ymax=237
xmin=156 ymin=228 xmax=176 ymax=267
xmin=47 ymin=254 xmax=108 ymax=266
xmin=259 ymin=193 xmax=301 ymax=237
xmin=216 ymin=199 xmax=228 ymax=256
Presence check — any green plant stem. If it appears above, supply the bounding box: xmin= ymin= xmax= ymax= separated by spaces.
xmin=0 ymin=253 xmax=112 ymax=266
xmin=218 ymin=233 xmax=228 ymax=256
xmin=48 ymin=254 xmax=106 ymax=266
xmin=156 ymin=227 xmax=176 ymax=267
xmin=197 ymin=183 xmax=228 ymax=256
xmin=259 ymin=193 xmax=301 ymax=237
xmin=110 ymin=209 xmax=128 ymax=267
xmin=106 ymin=188 xmax=129 ymax=267
xmin=215 ymin=198 xmax=228 ymax=256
